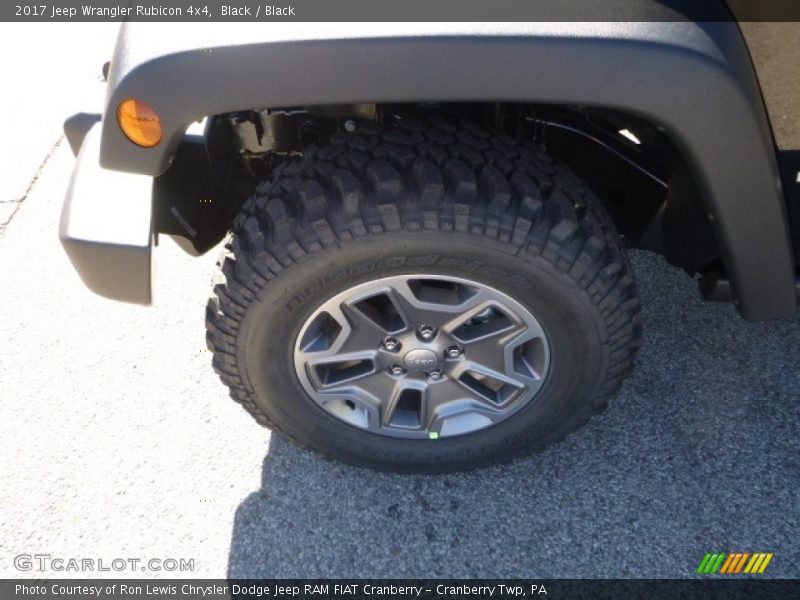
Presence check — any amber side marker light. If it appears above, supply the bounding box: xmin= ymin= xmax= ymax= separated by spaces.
xmin=117 ymin=98 xmax=162 ymax=147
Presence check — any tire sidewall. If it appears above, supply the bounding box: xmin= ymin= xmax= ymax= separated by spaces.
xmin=238 ymin=230 xmax=609 ymax=470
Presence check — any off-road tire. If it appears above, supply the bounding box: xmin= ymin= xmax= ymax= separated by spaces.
xmin=206 ymin=118 xmax=642 ymax=472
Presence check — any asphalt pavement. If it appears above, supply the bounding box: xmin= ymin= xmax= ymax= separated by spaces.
xmin=0 ymin=24 xmax=798 ymax=581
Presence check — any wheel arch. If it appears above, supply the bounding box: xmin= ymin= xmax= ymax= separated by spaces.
xmin=105 ymin=21 xmax=795 ymax=319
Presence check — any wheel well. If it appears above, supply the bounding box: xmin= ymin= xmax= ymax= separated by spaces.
xmin=155 ymin=101 xmax=718 ymax=278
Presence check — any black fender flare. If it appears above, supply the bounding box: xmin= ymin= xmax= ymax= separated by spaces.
xmin=99 ymin=21 xmax=796 ymax=319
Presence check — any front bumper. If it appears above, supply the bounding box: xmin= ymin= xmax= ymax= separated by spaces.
xmin=60 ymin=123 xmax=153 ymax=304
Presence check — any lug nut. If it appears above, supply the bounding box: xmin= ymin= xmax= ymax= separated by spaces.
xmin=427 ymin=370 xmax=443 ymax=381
xmin=389 ymin=365 xmax=406 ymax=377
xmin=445 ymin=346 xmax=463 ymax=359
xmin=382 ymin=336 xmax=401 ymax=352
xmin=417 ymin=325 xmax=437 ymax=341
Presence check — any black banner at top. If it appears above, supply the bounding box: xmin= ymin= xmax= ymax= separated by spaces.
xmin=4 ymin=0 xmax=800 ymax=22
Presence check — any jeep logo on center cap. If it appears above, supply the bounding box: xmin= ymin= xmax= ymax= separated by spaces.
xmin=403 ymin=349 xmax=439 ymax=372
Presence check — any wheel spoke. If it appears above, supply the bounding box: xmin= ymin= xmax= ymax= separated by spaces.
xmin=333 ymin=303 xmax=396 ymax=354
xmin=350 ymin=370 xmax=400 ymax=404
xmin=453 ymin=361 xmax=525 ymax=405
xmin=381 ymin=382 xmax=425 ymax=428
xmin=305 ymin=351 xmax=378 ymax=390
xmin=391 ymin=281 xmax=507 ymax=332
xmin=312 ymin=393 xmax=381 ymax=432
xmin=341 ymin=296 xmax=406 ymax=335
xmin=425 ymin=379 xmax=505 ymax=435
xmin=443 ymin=300 xmax=525 ymax=342
xmin=458 ymin=327 xmax=524 ymax=373
xmin=421 ymin=378 xmax=471 ymax=426
xmin=386 ymin=282 xmax=459 ymax=330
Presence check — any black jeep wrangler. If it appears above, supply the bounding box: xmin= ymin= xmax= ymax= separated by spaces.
xmin=60 ymin=8 xmax=800 ymax=471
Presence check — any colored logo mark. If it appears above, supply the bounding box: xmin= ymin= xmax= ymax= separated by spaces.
xmin=696 ymin=552 xmax=773 ymax=575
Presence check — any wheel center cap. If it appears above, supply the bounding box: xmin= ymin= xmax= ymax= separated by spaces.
xmin=403 ymin=348 xmax=440 ymax=372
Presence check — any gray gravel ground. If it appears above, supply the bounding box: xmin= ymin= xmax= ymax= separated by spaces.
xmin=0 ymin=139 xmax=797 ymax=579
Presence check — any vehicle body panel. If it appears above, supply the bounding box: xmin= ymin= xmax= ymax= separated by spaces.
xmin=60 ymin=124 xmax=152 ymax=304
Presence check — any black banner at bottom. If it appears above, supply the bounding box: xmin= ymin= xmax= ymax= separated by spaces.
xmin=2 ymin=579 xmax=800 ymax=600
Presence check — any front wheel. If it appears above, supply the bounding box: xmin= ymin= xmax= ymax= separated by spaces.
xmin=206 ymin=119 xmax=642 ymax=472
